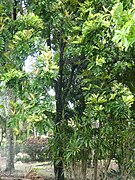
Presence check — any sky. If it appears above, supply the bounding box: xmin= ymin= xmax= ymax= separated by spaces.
xmin=24 ymin=56 xmax=35 ymax=72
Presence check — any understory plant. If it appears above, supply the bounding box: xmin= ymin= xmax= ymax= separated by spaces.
xmin=24 ymin=136 xmax=48 ymax=161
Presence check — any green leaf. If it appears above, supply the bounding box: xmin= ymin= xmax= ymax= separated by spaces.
xmin=96 ymin=57 xmax=105 ymax=66
xmin=0 ymin=105 xmax=4 ymax=108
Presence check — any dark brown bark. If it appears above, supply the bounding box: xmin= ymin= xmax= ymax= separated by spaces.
xmin=0 ymin=128 xmax=4 ymax=146
xmin=93 ymin=149 xmax=98 ymax=180
xmin=13 ymin=0 xmax=17 ymax=20
xmin=81 ymin=155 xmax=87 ymax=179
xmin=54 ymin=35 xmax=76 ymax=179
xmin=82 ymin=161 xmax=87 ymax=180
xmin=54 ymin=38 xmax=65 ymax=180
xmin=63 ymin=65 xmax=75 ymax=102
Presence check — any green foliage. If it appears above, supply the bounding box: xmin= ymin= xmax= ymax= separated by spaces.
xmin=0 ymin=0 xmax=135 ymax=179
xmin=1 ymin=69 xmax=24 ymax=83
xmin=32 ymin=48 xmax=58 ymax=82
xmin=111 ymin=2 xmax=135 ymax=50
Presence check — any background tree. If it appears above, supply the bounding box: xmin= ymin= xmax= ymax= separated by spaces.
xmin=0 ymin=0 xmax=43 ymax=172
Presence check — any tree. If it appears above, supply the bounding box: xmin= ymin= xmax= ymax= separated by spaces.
xmin=25 ymin=1 xmax=87 ymax=179
xmin=74 ymin=1 xmax=135 ymax=179
xmin=0 ymin=0 xmax=135 ymax=179
xmin=22 ymin=0 xmax=135 ymax=179
xmin=0 ymin=0 xmax=43 ymax=172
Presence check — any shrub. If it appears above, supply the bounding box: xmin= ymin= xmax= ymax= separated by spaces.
xmin=24 ymin=136 xmax=48 ymax=161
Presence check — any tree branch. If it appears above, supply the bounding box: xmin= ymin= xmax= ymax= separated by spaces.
xmin=63 ymin=65 xmax=76 ymax=102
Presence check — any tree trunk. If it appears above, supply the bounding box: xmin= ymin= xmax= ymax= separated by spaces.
xmin=4 ymin=89 xmax=15 ymax=172
xmin=101 ymin=155 xmax=112 ymax=180
xmin=93 ymin=149 xmax=98 ymax=180
xmin=5 ymin=128 xmax=14 ymax=172
xmin=54 ymin=153 xmax=64 ymax=180
xmin=54 ymin=37 xmax=65 ymax=180
xmin=0 ymin=128 xmax=4 ymax=146
xmin=53 ymin=34 xmax=75 ymax=179
xmin=81 ymin=150 xmax=87 ymax=180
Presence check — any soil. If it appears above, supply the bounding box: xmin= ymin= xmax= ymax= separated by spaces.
xmin=0 ymin=156 xmax=119 ymax=180
xmin=0 ymin=157 xmax=54 ymax=179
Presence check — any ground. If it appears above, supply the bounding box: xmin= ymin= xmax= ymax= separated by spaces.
xmin=0 ymin=156 xmax=127 ymax=180
xmin=0 ymin=157 xmax=54 ymax=179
